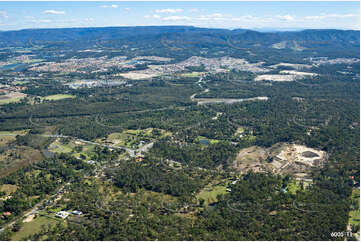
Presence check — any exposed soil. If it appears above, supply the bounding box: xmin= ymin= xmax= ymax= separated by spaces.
xmin=232 ymin=143 xmax=327 ymax=181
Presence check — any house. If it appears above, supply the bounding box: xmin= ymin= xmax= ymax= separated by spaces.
xmin=72 ymin=210 xmax=83 ymax=215
xmin=87 ymin=160 xmax=96 ymax=165
xmin=55 ymin=211 xmax=70 ymax=219
xmin=136 ymin=156 xmax=144 ymax=162
xmin=226 ymin=188 xmax=232 ymax=192
xmin=3 ymin=212 xmax=11 ymax=216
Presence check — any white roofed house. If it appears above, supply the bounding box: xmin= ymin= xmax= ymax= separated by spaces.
xmin=55 ymin=211 xmax=70 ymax=219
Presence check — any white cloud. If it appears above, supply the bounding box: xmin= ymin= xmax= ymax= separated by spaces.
xmin=43 ymin=10 xmax=66 ymax=15
xmin=32 ymin=19 xmax=52 ymax=23
xmin=100 ymin=5 xmax=118 ymax=9
xmin=197 ymin=13 xmax=224 ymax=21
xmin=144 ymin=14 xmax=161 ymax=19
xmin=124 ymin=8 xmax=131 ymax=11
xmin=0 ymin=11 xmax=8 ymax=19
xmin=304 ymin=13 xmax=357 ymax=20
xmin=276 ymin=14 xmax=295 ymax=21
xmin=155 ymin=8 xmax=183 ymax=14
xmin=162 ymin=15 xmax=191 ymax=21
xmin=189 ymin=8 xmax=200 ymax=13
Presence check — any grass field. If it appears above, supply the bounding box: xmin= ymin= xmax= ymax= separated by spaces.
xmin=195 ymin=136 xmax=220 ymax=145
xmin=99 ymin=128 xmax=171 ymax=149
xmin=197 ymin=185 xmax=228 ymax=205
xmin=43 ymin=94 xmax=76 ymax=101
xmin=0 ymin=184 xmax=18 ymax=194
xmin=0 ymin=146 xmax=42 ymax=177
xmin=180 ymin=72 xmax=204 ymax=78
xmin=0 ymin=130 xmax=29 ymax=136
xmin=0 ymin=94 xmax=26 ymax=105
xmin=49 ymin=140 xmax=73 ymax=153
xmin=12 ymin=80 xmax=29 ymax=85
xmin=48 ymin=138 xmax=96 ymax=159
xmin=286 ymin=181 xmax=302 ymax=195
xmin=11 ymin=215 xmax=59 ymax=241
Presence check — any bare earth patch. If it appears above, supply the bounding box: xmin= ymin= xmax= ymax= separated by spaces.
xmin=254 ymin=74 xmax=297 ymax=82
xmin=118 ymin=72 xmax=158 ymax=80
xmin=23 ymin=214 xmax=35 ymax=223
xmin=233 ymin=143 xmax=327 ymax=181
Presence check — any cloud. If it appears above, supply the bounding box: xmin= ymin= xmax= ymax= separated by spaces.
xmin=189 ymin=8 xmax=200 ymax=13
xmin=231 ymin=15 xmax=257 ymax=21
xmin=43 ymin=10 xmax=66 ymax=15
xmin=155 ymin=8 xmax=183 ymax=14
xmin=144 ymin=14 xmax=161 ymax=19
xmin=124 ymin=8 xmax=131 ymax=11
xmin=32 ymin=19 xmax=52 ymax=23
xmin=304 ymin=13 xmax=357 ymax=20
xmin=276 ymin=14 xmax=295 ymax=21
xmin=197 ymin=13 xmax=224 ymax=21
xmin=100 ymin=5 xmax=118 ymax=9
xmin=162 ymin=15 xmax=191 ymax=21
xmin=0 ymin=11 xmax=8 ymax=19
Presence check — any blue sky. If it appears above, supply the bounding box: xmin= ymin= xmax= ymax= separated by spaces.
xmin=0 ymin=1 xmax=359 ymax=31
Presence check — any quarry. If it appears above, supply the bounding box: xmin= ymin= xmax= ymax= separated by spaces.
xmin=232 ymin=143 xmax=327 ymax=182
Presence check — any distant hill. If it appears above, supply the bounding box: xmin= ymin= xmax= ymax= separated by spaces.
xmin=0 ymin=26 xmax=358 ymax=52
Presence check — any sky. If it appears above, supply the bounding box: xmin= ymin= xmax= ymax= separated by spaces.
xmin=0 ymin=1 xmax=359 ymax=31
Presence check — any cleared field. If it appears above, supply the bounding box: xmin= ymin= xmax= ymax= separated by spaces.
xmin=11 ymin=215 xmax=59 ymax=241
xmin=118 ymin=72 xmax=158 ymax=80
xmin=254 ymin=74 xmax=296 ymax=82
xmin=98 ymin=128 xmax=171 ymax=149
xmin=48 ymin=138 xmax=96 ymax=159
xmin=270 ymin=63 xmax=313 ymax=70
xmin=195 ymin=96 xmax=269 ymax=105
xmin=49 ymin=140 xmax=73 ymax=153
xmin=197 ymin=185 xmax=227 ymax=205
xmin=195 ymin=136 xmax=220 ymax=145
xmin=12 ymin=80 xmax=29 ymax=85
xmin=286 ymin=181 xmax=302 ymax=195
xmin=0 ymin=184 xmax=18 ymax=194
xmin=180 ymin=72 xmax=204 ymax=77
xmin=0 ymin=130 xmax=29 ymax=136
xmin=0 ymin=146 xmax=42 ymax=177
xmin=43 ymin=94 xmax=76 ymax=101
xmin=0 ymin=92 xmax=26 ymax=105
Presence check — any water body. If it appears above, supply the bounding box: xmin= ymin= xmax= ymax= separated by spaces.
xmin=199 ymin=139 xmax=210 ymax=145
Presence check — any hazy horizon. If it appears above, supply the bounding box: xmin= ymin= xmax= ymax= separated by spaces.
xmin=0 ymin=1 xmax=359 ymax=31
